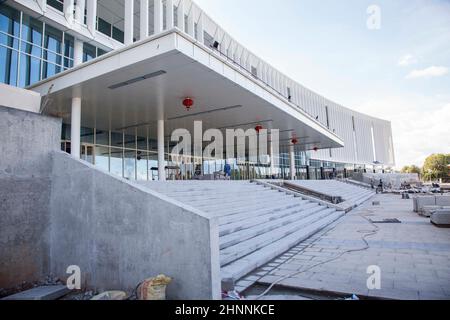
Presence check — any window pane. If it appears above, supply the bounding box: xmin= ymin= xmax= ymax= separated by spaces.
xmin=112 ymin=26 xmax=124 ymax=43
xmin=21 ymin=15 xmax=43 ymax=47
xmin=124 ymin=150 xmax=136 ymax=180
xmin=95 ymin=129 xmax=109 ymax=146
xmin=64 ymin=34 xmax=74 ymax=59
xmin=0 ymin=45 xmax=18 ymax=85
xmin=97 ymin=47 xmax=108 ymax=57
xmin=111 ymin=131 xmax=123 ymax=148
xmin=44 ymin=25 xmax=62 ymax=55
xmin=95 ymin=146 xmax=109 ymax=172
xmin=97 ymin=18 xmax=111 ymax=37
xmin=110 ymin=148 xmax=123 ymax=177
xmin=47 ymin=0 xmax=64 ymax=12
xmin=149 ymin=153 xmax=158 ymax=181
xmin=83 ymin=42 xmax=96 ymax=62
xmin=19 ymin=53 xmax=41 ymax=87
xmin=137 ymin=151 xmax=148 ymax=180
xmin=124 ymin=133 xmax=136 ymax=149
xmin=81 ymin=127 xmax=94 ymax=144
xmin=0 ymin=5 xmax=20 ymax=49
xmin=61 ymin=123 xmax=71 ymax=140
xmin=137 ymin=136 xmax=148 ymax=151
xmin=43 ymin=61 xmax=61 ymax=79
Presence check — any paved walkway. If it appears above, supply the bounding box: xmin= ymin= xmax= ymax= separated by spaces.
xmin=243 ymin=194 xmax=450 ymax=300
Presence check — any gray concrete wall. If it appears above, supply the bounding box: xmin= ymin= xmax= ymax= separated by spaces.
xmin=0 ymin=106 xmax=61 ymax=289
xmin=0 ymin=84 xmax=41 ymax=114
xmin=362 ymin=173 xmax=420 ymax=188
xmin=49 ymin=151 xmax=221 ymax=300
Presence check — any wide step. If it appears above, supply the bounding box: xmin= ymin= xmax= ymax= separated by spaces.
xmin=221 ymin=210 xmax=344 ymax=281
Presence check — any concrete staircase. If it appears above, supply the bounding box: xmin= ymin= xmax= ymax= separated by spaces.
xmin=287 ymin=180 xmax=375 ymax=208
xmin=139 ymin=181 xmax=345 ymax=283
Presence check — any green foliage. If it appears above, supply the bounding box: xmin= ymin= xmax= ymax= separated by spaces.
xmin=421 ymin=154 xmax=450 ymax=181
xmin=401 ymin=165 xmax=421 ymax=174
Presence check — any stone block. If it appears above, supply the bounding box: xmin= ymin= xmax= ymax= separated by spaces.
xmin=1 ymin=285 xmax=70 ymax=300
xmin=431 ymin=209 xmax=450 ymax=227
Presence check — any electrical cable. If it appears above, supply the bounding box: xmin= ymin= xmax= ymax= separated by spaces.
xmin=255 ymin=209 xmax=380 ymax=300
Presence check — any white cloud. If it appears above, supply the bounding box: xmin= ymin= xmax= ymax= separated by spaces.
xmin=357 ymin=95 xmax=450 ymax=169
xmin=398 ymin=54 xmax=417 ymax=67
xmin=406 ymin=66 xmax=449 ymax=79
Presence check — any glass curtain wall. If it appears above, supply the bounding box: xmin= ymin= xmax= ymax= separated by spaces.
xmin=0 ymin=4 xmax=109 ymax=88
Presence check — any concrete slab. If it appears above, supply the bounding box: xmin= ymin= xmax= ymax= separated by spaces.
xmin=1 ymin=285 xmax=70 ymax=300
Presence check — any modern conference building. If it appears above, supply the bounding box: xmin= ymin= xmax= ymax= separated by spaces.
xmin=0 ymin=0 xmax=395 ymax=181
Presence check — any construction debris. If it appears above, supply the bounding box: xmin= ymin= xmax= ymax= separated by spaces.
xmin=137 ymin=275 xmax=172 ymax=300
xmin=91 ymin=291 xmax=127 ymax=300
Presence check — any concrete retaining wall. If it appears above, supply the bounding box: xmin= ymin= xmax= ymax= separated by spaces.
xmin=0 ymin=106 xmax=61 ymax=289
xmin=355 ymin=173 xmax=420 ymax=189
xmin=0 ymin=84 xmax=41 ymax=114
xmin=49 ymin=151 xmax=221 ymax=300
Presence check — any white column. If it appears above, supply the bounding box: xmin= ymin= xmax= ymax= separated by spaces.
xmin=166 ymin=0 xmax=174 ymax=29
xmin=154 ymin=0 xmax=163 ymax=34
xmin=290 ymin=144 xmax=296 ymax=180
xmin=186 ymin=4 xmax=194 ymax=37
xmin=37 ymin=0 xmax=47 ymax=13
xmin=177 ymin=0 xmax=185 ymax=31
xmin=71 ymin=97 xmax=81 ymax=159
xmin=75 ymin=0 xmax=86 ymax=24
xmin=140 ymin=0 xmax=149 ymax=40
xmin=74 ymin=38 xmax=83 ymax=66
xmin=124 ymin=0 xmax=134 ymax=45
xmin=64 ymin=0 xmax=75 ymax=24
xmin=157 ymin=120 xmax=166 ymax=181
xmin=197 ymin=11 xmax=204 ymax=43
xmin=86 ymin=0 xmax=97 ymax=33
xmin=269 ymin=139 xmax=275 ymax=177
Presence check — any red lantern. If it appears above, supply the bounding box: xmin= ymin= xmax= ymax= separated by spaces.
xmin=182 ymin=97 xmax=194 ymax=110
xmin=291 ymin=138 xmax=298 ymax=145
xmin=255 ymin=124 xmax=263 ymax=133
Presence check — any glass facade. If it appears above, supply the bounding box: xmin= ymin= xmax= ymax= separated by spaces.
xmin=0 ymin=4 xmax=109 ymax=88
xmin=60 ymin=124 xmax=338 ymax=181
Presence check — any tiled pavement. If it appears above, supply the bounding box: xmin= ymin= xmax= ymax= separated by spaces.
xmin=240 ymin=194 xmax=450 ymax=300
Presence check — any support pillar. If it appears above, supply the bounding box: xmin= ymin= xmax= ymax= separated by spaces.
xmin=71 ymin=97 xmax=81 ymax=159
xmin=197 ymin=11 xmax=204 ymax=43
xmin=166 ymin=0 xmax=174 ymax=29
xmin=157 ymin=120 xmax=166 ymax=181
xmin=124 ymin=0 xmax=134 ymax=45
xmin=186 ymin=4 xmax=194 ymax=37
xmin=154 ymin=0 xmax=163 ymax=34
xmin=177 ymin=0 xmax=185 ymax=31
xmin=75 ymin=0 xmax=86 ymax=24
xmin=74 ymin=38 xmax=83 ymax=66
xmin=37 ymin=0 xmax=47 ymax=13
xmin=140 ymin=0 xmax=149 ymax=40
xmin=86 ymin=0 xmax=97 ymax=33
xmin=289 ymin=144 xmax=296 ymax=180
xmin=269 ymin=140 xmax=275 ymax=178
xmin=64 ymin=0 xmax=75 ymax=24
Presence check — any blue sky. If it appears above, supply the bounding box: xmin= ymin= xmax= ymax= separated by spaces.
xmin=195 ymin=0 xmax=450 ymax=168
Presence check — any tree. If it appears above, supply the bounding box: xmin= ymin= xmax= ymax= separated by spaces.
xmin=401 ymin=165 xmax=421 ymax=174
xmin=422 ymin=154 xmax=449 ymax=182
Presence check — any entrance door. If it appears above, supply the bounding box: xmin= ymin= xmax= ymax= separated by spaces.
xmin=81 ymin=144 xmax=95 ymax=165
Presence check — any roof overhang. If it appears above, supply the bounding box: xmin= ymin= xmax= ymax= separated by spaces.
xmin=29 ymin=29 xmax=344 ymax=151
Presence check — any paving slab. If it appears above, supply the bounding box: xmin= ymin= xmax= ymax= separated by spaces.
xmin=246 ymin=194 xmax=450 ymax=300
